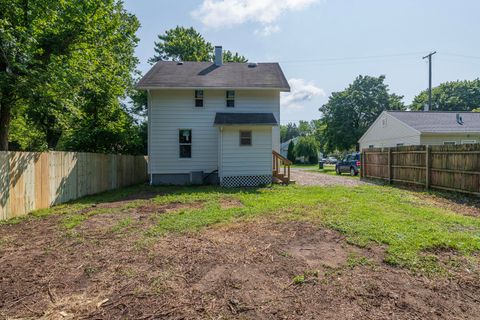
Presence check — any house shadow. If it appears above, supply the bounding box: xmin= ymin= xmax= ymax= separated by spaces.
xmin=197 ymin=64 xmax=219 ymax=76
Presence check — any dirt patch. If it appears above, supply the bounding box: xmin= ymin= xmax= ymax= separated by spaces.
xmin=413 ymin=192 xmax=480 ymax=217
xmin=1 ymin=214 xmax=479 ymax=319
xmin=291 ymin=169 xmax=367 ymax=187
xmin=219 ymin=198 xmax=244 ymax=209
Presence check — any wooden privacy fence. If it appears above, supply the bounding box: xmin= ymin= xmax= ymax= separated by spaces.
xmin=361 ymin=144 xmax=480 ymax=196
xmin=0 ymin=151 xmax=148 ymax=220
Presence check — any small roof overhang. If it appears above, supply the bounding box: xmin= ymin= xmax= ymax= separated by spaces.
xmin=213 ymin=113 xmax=278 ymax=126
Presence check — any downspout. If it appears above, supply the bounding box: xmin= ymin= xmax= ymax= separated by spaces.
xmin=219 ymin=126 xmax=223 ymax=185
xmin=147 ymin=89 xmax=152 ymax=185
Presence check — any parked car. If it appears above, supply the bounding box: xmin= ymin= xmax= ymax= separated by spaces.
xmin=325 ymin=156 xmax=338 ymax=164
xmin=336 ymin=153 xmax=361 ymax=176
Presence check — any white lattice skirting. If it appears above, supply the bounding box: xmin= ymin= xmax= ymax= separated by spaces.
xmin=221 ymin=175 xmax=272 ymax=187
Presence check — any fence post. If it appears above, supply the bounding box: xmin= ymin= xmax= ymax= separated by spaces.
xmin=425 ymin=145 xmax=430 ymax=190
xmin=388 ymin=148 xmax=392 ymax=184
xmin=361 ymin=150 xmax=366 ymax=178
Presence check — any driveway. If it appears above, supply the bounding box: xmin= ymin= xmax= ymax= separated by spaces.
xmin=291 ymin=168 xmax=367 ymax=187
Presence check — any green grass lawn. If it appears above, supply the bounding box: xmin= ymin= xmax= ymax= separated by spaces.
xmin=4 ymin=183 xmax=480 ymax=274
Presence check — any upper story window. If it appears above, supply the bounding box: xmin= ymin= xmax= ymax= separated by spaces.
xmin=239 ymin=130 xmax=252 ymax=146
xmin=226 ymin=90 xmax=235 ymax=107
xmin=195 ymin=90 xmax=204 ymax=107
xmin=179 ymin=129 xmax=192 ymax=158
xmin=443 ymin=141 xmax=456 ymax=145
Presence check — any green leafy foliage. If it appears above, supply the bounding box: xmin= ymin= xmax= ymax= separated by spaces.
xmin=411 ymin=79 xmax=480 ymax=111
xmin=280 ymin=122 xmax=300 ymax=143
xmin=149 ymin=26 xmax=247 ymax=64
xmin=1 ymin=0 xmax=141 ymax=153
xmin=319 ymin=75 xmax=405 ymax=152
xmin=294 ymin=135 xmax=319 ymax=164
xmin=287 ymin=140 xmax=296 ymax=162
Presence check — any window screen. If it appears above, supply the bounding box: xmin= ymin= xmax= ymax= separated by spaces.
xmin=195 ymin=90 xmax=204 ymax=107
xmin=179 ymin=129 xmax=192 ymax=158
xmin=226 ymin=90 xmax=235 ymax=107
xmin=239 ymin=130 xmax=252 ymax=146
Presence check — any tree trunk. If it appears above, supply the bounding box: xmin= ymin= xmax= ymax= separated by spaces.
xmin=0 ymin=102 xmax=11 ymax=151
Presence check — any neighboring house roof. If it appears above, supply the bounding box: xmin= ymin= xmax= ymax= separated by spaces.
xmin=214 ymin=113 xmax=278 ymax=126
xmin=137 ymin=61 xmax=290 ymax=91
xmin=386 ymin=111 xmax=480 ymax=133
xmin=280 ymin=137 xmax=299 ymax=151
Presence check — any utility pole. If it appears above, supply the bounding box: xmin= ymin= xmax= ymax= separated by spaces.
xmin=422 ymin=51 xmax=436 ymax=111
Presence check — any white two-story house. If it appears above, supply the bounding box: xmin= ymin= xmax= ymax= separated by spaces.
xmin=137 ymin=46 xmax=290 ymax=187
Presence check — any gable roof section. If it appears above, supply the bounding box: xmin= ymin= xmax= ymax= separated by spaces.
xmin=214 ymin=113 xmax=278 ymax=126
xmin=386 ymin=111 xmax=480 ymax=133
xmin=137 ymin=61 xmax=290 ymax=91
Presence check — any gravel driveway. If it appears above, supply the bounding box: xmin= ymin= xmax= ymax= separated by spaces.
xmin=291 ymin=169 xmax=367 ymax=187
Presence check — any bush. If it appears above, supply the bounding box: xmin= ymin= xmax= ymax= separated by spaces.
xmin=294 ymin=136 xmax=319 ymax=164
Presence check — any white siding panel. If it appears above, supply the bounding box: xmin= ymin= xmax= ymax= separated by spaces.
xmin=149 ymin=89 xmax=280 ymax=174
xmin=221 ymin=126 xmax=273 ymax=177
xmin=359 ymin=113 xmax=420 ymax=150
xmin=420 ymin=134 xmax=480 ymax=145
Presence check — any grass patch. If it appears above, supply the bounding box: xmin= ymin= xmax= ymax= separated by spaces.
xmin=4 ymin=182 xmax=479 ymax=274
xmin=110 ymin=217 xmax=134 ymax=233
xmin=143 ymin=184 xmax=480 ymax=273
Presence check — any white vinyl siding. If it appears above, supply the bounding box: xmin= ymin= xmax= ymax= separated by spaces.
xmin=149 ymin=89 xmax=280 ymax=174
xmin=420 ymin=134 xmax=480 ymax=146
xmin=359 ymin=112 xmax=420 ymax=150
xmin=220 ymin=126 xmax=272 ymax=177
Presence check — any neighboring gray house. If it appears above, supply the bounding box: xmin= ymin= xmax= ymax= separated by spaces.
xmin=280 ymin=137 xmax=298 ymax=158
xmin=137 ymin=46 xmax=290 ymax=187
xmin=359 ymin=111 xmax=480 ymax=150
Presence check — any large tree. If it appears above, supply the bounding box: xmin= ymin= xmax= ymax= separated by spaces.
xmin=131 ymin=26 xmax=247 ymax=118
xmin=411 ymin=79 xmax=480 ymax=111
xmin=149 ymin=26 xmax=247 ymax=64
xmin=0 ymin=0 xmax=140 ymax=151
xmin=319 ymin=75 xmax=405 ymax=152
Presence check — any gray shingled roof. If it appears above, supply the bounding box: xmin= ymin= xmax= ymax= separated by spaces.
xmin=137 ymin=61 xmax=290 ymax=91
xmin=387 ymin=111 xmax=480 ymax=133
xmin=214 ymin=113 xmax=278 ymax=126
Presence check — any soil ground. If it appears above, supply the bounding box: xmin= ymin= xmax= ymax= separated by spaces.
xmin=291 ymin=168 xmax=366 ymax=187
xmin=1 ymin=187 xmax=479 ymax=319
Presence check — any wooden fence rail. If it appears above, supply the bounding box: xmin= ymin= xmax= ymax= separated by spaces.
xmin=361 ymin=144 xmax=480 ymax=196
xmin=0 ymin=151 xmax=148 ymax=220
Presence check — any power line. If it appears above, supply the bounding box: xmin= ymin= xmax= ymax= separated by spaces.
xmin=277 ymin=52 xmax=427 ymax=64
xmin=442 ymin=52 xmax=480 ymax=60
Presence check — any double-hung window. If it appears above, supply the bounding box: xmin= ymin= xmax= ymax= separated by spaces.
xmin=239 ymin=130 xmax=252 ymax=146
xmin=226 ymin=90 xmax=235 ymax=107
xmin=195 ymin=90 xmax=204 ymax=107
xmin=179 ymin=129 xmax=192 ymax=158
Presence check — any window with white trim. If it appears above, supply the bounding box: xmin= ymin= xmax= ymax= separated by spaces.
xmin=195 ymin=90 xmax=204 ymax=107
xmin=461 ymin=140 xmax=476 ymax=144
xmin=179 ymin=129 xmax=192 ymax=158
xmin=443 ymin=141 xmax=456 ymax=145
xmin=226 ymin=90 xmax=235 ymax=107
xmin=239 ymin=130 xmax=252 ymax=146
xmin=396 ymin=143 xmax=404 ymax=147
xmin=369 ymin=145 xmax=374 ymax=148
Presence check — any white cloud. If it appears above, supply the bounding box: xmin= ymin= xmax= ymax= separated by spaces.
xmin=192 ymin=0 xmax=318 ymax=32
xmin=281 ymin=78 xmax=325 ymax=111
xmin=254 ymin=25 xmax=281 ymax=36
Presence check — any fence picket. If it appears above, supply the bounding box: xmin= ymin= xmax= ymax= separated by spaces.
xmin=0 ymin=151 xmax=148 ymax=220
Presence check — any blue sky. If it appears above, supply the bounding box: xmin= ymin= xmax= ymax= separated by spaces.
xmin=124 ymin=0 xmax=480 ymax=123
